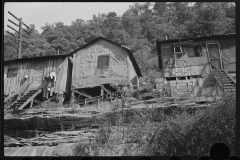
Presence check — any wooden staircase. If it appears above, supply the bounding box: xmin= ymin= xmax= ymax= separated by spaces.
xmin=10 ymin=89 xmax=42 ymax=110
xmin=210 ymin=63 xmax=236 ymax=95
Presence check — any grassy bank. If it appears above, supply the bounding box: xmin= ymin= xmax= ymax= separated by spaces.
xmin=72 ymin=94 xmax=236 ymax=156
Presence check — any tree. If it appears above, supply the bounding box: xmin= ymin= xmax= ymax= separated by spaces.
xmin=21 ymin=24 xmax=52 ymax=58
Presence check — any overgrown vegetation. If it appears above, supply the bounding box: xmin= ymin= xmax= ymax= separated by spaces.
xmin=145 ymin=94 xmax=236 ymax=156
xmin=72 ymin=92 xmax=235 ymax=156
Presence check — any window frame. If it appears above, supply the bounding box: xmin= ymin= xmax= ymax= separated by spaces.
xmin=7 ymin=68 xmax=18 ymax=78
xmin=174 ymin=46 xmax=182 ymax=53
xmin=97 ymin=55 xmax=110 ymax=69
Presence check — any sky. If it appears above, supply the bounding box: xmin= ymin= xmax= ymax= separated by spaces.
xmin=4 ymin=2 xmax=135 ymax=34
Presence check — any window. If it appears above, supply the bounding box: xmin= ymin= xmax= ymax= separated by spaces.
xmin=7 ymin=68 xmax=18 ymax=78
xmin=174 ymin=46 xmax=182 ymax=53
xmin=166 ymin=77 xmax=176 ymax=81
xmin=188 ymin=46 xmax=202 ymax=57
xmin=97 ymin=55 xmax=109 ymax=68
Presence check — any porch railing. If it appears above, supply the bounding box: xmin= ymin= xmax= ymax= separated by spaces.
xmin=4 ymin=80 xmax=31 ymax=103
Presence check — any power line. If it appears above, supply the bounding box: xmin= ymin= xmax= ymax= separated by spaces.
xmin=7 ymin=11 xmax=30 ymax=59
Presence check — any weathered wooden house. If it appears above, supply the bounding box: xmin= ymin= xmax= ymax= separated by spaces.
xmin=4 ymin=54 xmax=72 ymax=109
xmin=4 ymin=37 xmax=142 ymax=109
xmin=69 ymin=37 xmax=142 ymax=99
xmin=156 ymin=33 xmax=236 ymax=97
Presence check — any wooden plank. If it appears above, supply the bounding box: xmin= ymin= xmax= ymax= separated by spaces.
xmin=7 ymin=78 xmax=11 ymax=96
xmin=72 ymin=89 xmax=92 ymax=98
xmin=27 ymin=61 xmax=33 ymax=91
xmin=52 ymin=58 xmax=57 ymax=76
xmin=43 ymin=60 xmax=48 ymax=78
xmin=177 ymin=80 xmax=188 ymax=84
xmin=100 ymin=85 xmax=111 ymax=95
xmin=49 ymin=59 xmax=53 ymax=74
xmin=60 ymin=58 xmax=68 ymax=94
xmin=4 ymin=65 xmax=8 ymax=82
xmin=68 ymin=56 xmax=74 ymax=63
xmin=10 ymin=77 xmax=14 ymax=94
xmin=30 ymin=99 xmax=34 ymax=108
xmin=58 ymin=57 xmax=65 ymax=94
xmin=4 ymin=78 xmax=9 ymax=96
xmin=17 ymin=62 xmax=23 ymax=91
xmin=177 ymin=84 xmax=188 ymax=90
xmin=55 ymin=57 xmax=63 ymax=94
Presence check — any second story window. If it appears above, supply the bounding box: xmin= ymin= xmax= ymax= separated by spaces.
xmin=174 ymin=46 xmax=182 ymax=53
xmin=97 ymin=55 xmax=109 ymax=68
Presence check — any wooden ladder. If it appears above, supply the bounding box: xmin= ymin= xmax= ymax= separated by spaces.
xmin=174 ymin=46 xmax=189 ymax=97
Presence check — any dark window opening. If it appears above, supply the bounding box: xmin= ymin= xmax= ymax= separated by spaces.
xmin=178 ymin=77 xmax=186 ymax=80
xmin=7 ymin=68 xmax=18 ymax=78
xmin=192 ymin=75 xmax=202 ymax=78
xmin=174 ymin=46 xmax=182 ymax=53
xmin=97 ymin=55 xmax=109 ymax=68
xmin=188 ymin=46 xmax=202 ymax=57
xmin=166 ymin=77 xmax=176 ymax=81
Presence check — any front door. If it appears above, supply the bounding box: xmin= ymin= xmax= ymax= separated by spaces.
xmin=32 ymin=61 xmax=45 ymax=90
xmin=206 ymin=43 xmax=223 ymax=70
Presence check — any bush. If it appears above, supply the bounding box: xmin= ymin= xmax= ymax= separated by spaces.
xmin=72 ymin=143 xmax=90 ymax=156
xmin=145 ymin=94 xmax=236 ymax=156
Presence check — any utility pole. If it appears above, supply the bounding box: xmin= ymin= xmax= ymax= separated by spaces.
xmin=7 ymin=11 xmax=30 ymax=59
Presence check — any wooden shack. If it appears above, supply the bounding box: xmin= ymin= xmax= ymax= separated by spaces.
xmin=69 ymin=37 xmax=142 ymax=99
xmin=4 ymin=55 xmax=72 ymax=109
xmin=156 ymin=33 xmax=236 ymax=97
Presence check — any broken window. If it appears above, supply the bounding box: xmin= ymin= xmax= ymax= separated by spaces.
xmin=7 ymin=68 xmax=18 ymax=78
xmin=174 ymin=46 xmax=182 ymax=53
xmin=187 ymin=46 xmax=202 ymax=57
xmin=97 ymin=55 xmax=109 ymax=68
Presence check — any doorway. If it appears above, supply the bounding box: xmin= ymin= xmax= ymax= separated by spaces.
xmin=32 ymin=61 xmax=45 ymax=90
xmin=206 ymin=43 xmax=223 ymax=70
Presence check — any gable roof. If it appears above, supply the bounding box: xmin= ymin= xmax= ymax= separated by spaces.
xmin=69 ymin=37 xmax=142 ymax=77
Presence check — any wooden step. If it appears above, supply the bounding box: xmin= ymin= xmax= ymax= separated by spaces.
xmin=219 ymin=79 xmax=234 ymax=83
xmin=22 ymin=95 xmax=34 ymax=98
xmin=225 ymin=87 xmax=236 ymax=89
xmin=223 ymin=83 xmax=235 ymax=86
xmin=17 ymin=99 xmax=29 ymax=101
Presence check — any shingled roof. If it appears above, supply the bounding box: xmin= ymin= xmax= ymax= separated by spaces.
xmin=69 ymin=37 xmax=142 ymax=77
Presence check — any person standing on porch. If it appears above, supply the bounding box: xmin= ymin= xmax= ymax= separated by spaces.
xmin=48 ymin=72 xmax=56 ymax=97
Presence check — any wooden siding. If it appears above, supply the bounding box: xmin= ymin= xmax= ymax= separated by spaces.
xmin=4 ymin=57 xmax=69 ymax=96
xmin=72 ymin=39 xmax=138 ymax=89
xmin=161 ymin=37 xmax=235 ymax=78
